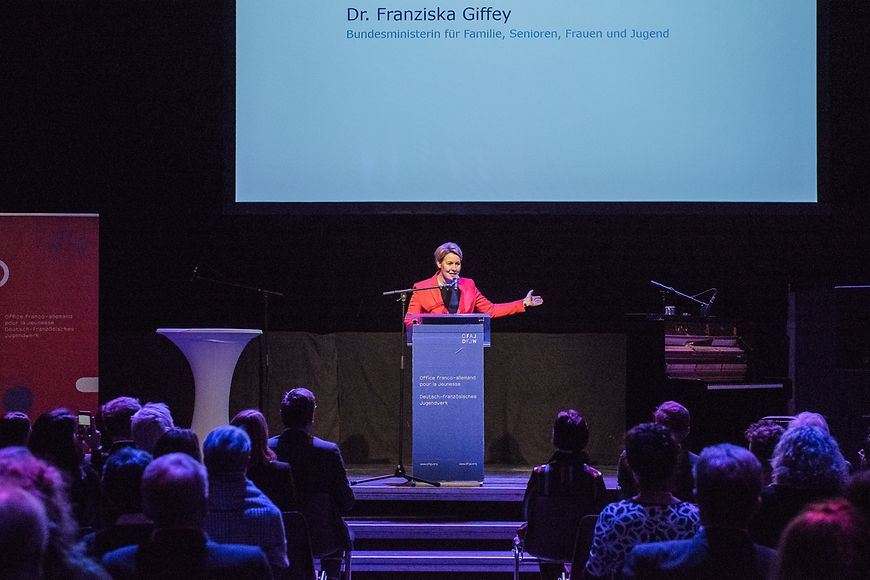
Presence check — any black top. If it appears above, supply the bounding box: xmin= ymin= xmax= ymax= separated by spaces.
xmin=439 ymin=284 xmax=461 ymax=313
xmin=82 ymin=521 xmax=154 ymax=558
xmin=268 ymin=429 xmax=354 ymax=555
xmin=87 ymin=439 xmax=137 ymax=475
xmin=521 ymin=450 xmax=606 ymax=561
xmin=247 ymin=459 xmax=297 ymax=512
xmin=749 ymin=483 xmax=840 ymax=548
xmin=70 ymin=462 xmax=103 ymax=530
xmin=101 ymin=529 xmax=273 ymax=580
xmin=268 ymin=429 xmax=353 ymax=514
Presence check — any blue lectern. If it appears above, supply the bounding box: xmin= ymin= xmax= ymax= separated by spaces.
xmin=409 ymin=314 xmax=490 ymax=483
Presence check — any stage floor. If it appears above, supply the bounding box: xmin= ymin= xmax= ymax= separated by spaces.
xmin=347 ymin=464 xmax=620 ymax=501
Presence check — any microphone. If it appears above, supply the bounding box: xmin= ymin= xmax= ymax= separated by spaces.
xmin=702 ymin=289 xmax=718 ymax=317
xmin=708 ymin=289 xmax=718 ymax=307
xmin=452 ymin=275 xmax=460 ymax=289
xmin=190 ymin=264 xmax=199 ymax=282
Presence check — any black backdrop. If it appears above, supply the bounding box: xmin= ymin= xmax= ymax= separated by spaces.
xmin=2 ymin=1 xmax=869 ymax=462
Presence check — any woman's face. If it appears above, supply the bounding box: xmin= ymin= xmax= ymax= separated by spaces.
xmin=437 ymin=252 xmax=461 ymax=282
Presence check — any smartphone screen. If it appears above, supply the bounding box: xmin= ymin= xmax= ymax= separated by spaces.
xmin=76 ymin=411 xmax=94 ymax=441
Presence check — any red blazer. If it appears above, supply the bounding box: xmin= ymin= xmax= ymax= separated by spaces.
xmin=405 ymin=273 xmax=525 ymax=323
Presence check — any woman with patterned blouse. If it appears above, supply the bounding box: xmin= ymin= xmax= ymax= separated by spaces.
xmin=584 ymin=422 xmax=700 ymax=579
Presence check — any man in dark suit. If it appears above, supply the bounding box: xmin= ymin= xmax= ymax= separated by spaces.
xmin=102 ymin=452 xmax=272 ymax=580
xmin=617 ymin=400 xmax=698 ymax=502
xmin=269 ymin=387 xmax=354 ymax=580
xmin=622 ymin=444 xmax=776 ymax=580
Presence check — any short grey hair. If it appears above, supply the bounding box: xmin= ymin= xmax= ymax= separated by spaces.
xmin=695 ymin=444 xmax=762 ymax=525
xmin=788 ymin=411 xmax=829 ymax=433
xmin=434 ymin=242 xmax=463 ymax=264
xmin=131 ymin=402 xmax=175 ymax=454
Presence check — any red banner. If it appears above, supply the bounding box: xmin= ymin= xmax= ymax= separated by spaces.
xmin=0 ymin=214 xmax=99 ymax=419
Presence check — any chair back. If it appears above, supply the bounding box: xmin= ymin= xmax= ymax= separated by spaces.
xmin=282 ymin=511 xmax=318 ymax=580
xmin=524 ymin=495 xmax=590 ymax=561
xmin=524 ymin=462 xmax=601 ymax=562
xmin=760 ymin=415 xmax=795 ymax=428
xmin=570 ymin=513 xmax=599 ymax=572
xmin=298 ymin=492 xmax=351 ymax=558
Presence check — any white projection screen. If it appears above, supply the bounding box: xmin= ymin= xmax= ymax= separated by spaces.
xmin=229 ymin=0 xmax=825 ymax=213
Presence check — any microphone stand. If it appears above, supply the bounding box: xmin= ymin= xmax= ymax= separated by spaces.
xmin=352 ymin=283 xmax=442 ymax=487
xmin=192 ymin=269 xmax=285 ymax=411
xmin=650 ymin=280 xmax=717 ymax=318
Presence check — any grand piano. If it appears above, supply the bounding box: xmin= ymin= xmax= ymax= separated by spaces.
xmin=665 ymin=321 xmax=747 ymax=382
xmin=626 ymin=315 xmax=791 ymax=449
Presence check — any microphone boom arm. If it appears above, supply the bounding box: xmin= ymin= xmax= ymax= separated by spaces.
xmin=650 ymin=280 xmax=717 ymax=316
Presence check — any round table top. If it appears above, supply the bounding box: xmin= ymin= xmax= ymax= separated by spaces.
xmin=156 ymin=328 xmax=263 ymax=335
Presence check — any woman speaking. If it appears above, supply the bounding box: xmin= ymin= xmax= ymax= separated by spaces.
xmin=405 ymin=242 xmax=543 ymax=320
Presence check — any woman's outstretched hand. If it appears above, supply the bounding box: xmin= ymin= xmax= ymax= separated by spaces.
xmin=524 ymin=290 xmax=543 ymax=308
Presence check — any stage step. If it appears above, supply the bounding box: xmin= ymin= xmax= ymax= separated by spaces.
xmin=352 ymin=550 xmax=539 ymax=573
xmin=351 ymin=482 xmax=526 ymax=502
xmin=349 ymin=520 xmax=521 ymax=541
xmin=341 ymin=467 xmax=612 ymax=576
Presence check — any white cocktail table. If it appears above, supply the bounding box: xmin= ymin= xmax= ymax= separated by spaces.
xmin=156 ymin=328 xmax=262 ymax=443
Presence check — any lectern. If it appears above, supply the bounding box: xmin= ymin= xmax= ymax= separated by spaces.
xmin=409 ymin=314 xmax=490 ymax=483
xmin=156 ymin=328 xmax=261 ymax=444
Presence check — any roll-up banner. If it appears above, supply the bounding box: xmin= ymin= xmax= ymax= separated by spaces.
xmin=0 ymin=214 xmax=99 ymax=419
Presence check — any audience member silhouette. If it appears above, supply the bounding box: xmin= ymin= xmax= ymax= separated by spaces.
xmin=90 ymin=396 xmax=141 ymax=473
xmin=617 ymin=401 xmax=697 ymax=501
xmin=82 ymin=447 xmax=154 ymax=558
xmin=750 ymin=425 xmax=848 ymax=548
xmin=269 ymin=387 xmax=354 ymax=580
xmin=101 ymin=452 xmax=273 ymax=579
xmin=787 ymin=411 xmax=829 ymax=432
xmin=521 ymin=409 xmax=605 ymax=578
xmin=0 ymin=411 xmax=31 ymax=448
xmin=232 ymin=409 xmax=297 ymax=511
xmin=28 ymin=408 xmax=102 ymax=529
xmin=745 ymin=419 xmax=785 ymax=486
xmin=585 ymin=422 xmax=700 ymax=579
xmin=0 ymin=447 xmax=109 ymax=579
xmin=203 ymin=425 xmax=288 ymax=573
xmin=844 ymin=468 xmax=870 ymax=522
xmin=857 ymin=431 xmax=869 ymax=471
xmin=130 ymin=402 xmax=174 ymax=454
xmin=623 ymin=444 xmax=776 ymax=579
xmin=13 ymin=394 xmax=866 ymax=580
xmin=153 ymin=427 xmax=202 ymax=462
xmin=773 ymin=498 xmax=870 ymax=580
xmin=786 ymin=411 xmax=855 ymax=472
xmin=0 ymin=484 xmax=50 ymax=580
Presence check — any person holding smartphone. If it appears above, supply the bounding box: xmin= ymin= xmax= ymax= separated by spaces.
xmin=28 ymin=409 xmax=102 ymax=529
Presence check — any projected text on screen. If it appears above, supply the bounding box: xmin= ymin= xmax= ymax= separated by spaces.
xmin=235 ymin=0 xmax=817 ymax=204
